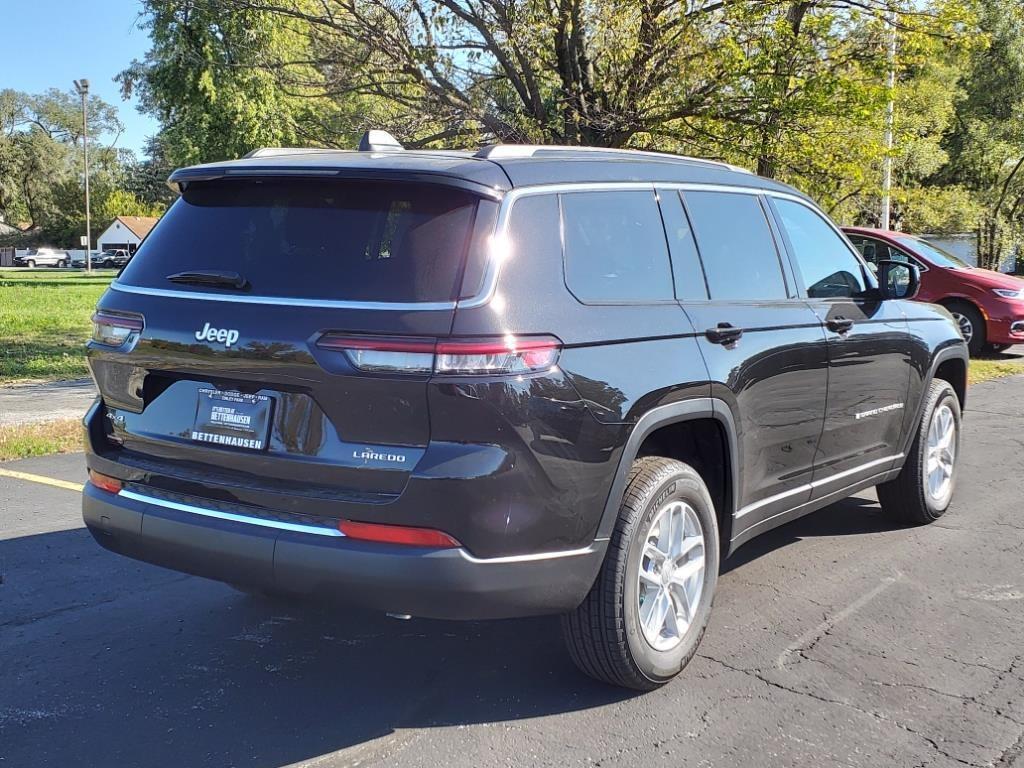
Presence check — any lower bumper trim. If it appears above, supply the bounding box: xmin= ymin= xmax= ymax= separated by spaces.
xmin=118 ymin=488 xmax=344 ymax=537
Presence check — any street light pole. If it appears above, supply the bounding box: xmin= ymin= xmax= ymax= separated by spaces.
xmin=880 ymin=9 xmax=897 ymax=231
xmin=74 ymin=79 xmax=92 ymax=272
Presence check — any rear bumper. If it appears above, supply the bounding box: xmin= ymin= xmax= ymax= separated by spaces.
xmin=82 ymin=483 xmax=605 ymax=620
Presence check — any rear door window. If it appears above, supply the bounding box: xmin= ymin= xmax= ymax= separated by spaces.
xmin=117 ymin=180 xmax=481 ymax=303
xmin=682 ymin=191 xmax=789 ymax=300
xmin=560 ymin=190 xmax=674 ymax=303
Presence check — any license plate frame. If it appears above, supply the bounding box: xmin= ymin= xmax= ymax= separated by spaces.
xmin=190 ymin=388 xmax=273 ymax=452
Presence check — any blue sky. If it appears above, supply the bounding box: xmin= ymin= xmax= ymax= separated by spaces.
xmin=5 ymin=0 xmax=159 ymax=156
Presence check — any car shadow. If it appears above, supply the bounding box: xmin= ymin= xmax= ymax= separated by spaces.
xmin=0 ymin=526 xmax=633 ymax=768
xmin=722 ymin=494 xmax=904 ymax=574
xmin=1 ymin=493 xmax=904 ymax=767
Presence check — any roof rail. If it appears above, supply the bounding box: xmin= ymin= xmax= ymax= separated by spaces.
xmin=358 ymin=130 xmax=404 ymax=152
xmin=242 ymin=147 xmax=343 ymax=158
xmin=473 ymin=143 xmax=751 ymax=173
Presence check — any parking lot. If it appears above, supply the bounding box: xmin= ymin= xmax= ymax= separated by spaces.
xmin=1 ymin=376 xmax=1023 ymax=768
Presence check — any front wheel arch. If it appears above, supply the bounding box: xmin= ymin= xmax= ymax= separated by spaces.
xmin=939 ymin=298 xmax=986 ymax=355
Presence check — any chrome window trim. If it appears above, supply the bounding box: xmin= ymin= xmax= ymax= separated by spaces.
xmin=118 ymin=488 xmax=346 ymax=537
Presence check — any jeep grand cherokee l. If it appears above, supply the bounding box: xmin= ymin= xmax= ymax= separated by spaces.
xmin=82 ymin=133 xmax=968 ymax=690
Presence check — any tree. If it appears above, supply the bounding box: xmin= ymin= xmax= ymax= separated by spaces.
xmin=125 ymin=0 xmax=984 ymax=242
xmin=928 ymin=0 xmax=1024 ymax=267
xmin=0 ymin=88 xmax=166 ymax=246
xmin=119 ymin=0 xmax=356 ymax=166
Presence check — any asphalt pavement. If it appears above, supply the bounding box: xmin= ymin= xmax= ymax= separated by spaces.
xmin=2 ymin=377 xmax=1023 ymax=768
xmin=0 ymin=378 xmax=96 ymax=427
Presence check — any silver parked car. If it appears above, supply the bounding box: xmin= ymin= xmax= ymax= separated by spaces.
xmin=13 ymin=248 xmax=70 ymax=268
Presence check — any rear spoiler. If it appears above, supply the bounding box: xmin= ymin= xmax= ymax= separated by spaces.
xmin=166 ymin=166 xmax=504 ymax=200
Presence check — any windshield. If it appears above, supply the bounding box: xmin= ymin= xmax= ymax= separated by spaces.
xmin=117 ymin=179 xmax=482 ymax=303
xmin=894 ymin=236 xmax=970 ymax=269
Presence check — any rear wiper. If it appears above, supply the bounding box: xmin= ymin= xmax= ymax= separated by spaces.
xmin=166 ymin=270 xmax=250 ymax=290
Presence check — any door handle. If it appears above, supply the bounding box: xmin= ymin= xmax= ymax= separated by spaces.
xmin=827 ymin=316 xmax=854 ymax=334
xmin=705 ymin=323 xmax=744 ymax=346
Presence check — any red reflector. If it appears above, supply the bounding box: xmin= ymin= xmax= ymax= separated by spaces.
xmin=338 ymin=520 xmax=461 ymax=548
xmin=88 ymin=470 xmax=123 ymax=494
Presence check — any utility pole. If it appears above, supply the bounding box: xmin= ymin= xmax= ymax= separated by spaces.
xmin=74 ymin=79 xmax=92 ymax=272
xmin=880 ymin=8 xmax=897 ymax=230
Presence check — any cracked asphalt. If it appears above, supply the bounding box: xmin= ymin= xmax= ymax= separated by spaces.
xmin=2 ymin=377 xmax=1024 ymax=768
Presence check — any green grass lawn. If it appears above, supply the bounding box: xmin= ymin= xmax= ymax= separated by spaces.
xmin=0 ymin=269 xmax=116 ymax=383
xmin=969 ymin=357 xmax=1024 ymax=385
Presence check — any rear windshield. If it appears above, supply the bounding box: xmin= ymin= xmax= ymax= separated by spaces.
xmin=117 ymin=179 xmax=482 ymax=302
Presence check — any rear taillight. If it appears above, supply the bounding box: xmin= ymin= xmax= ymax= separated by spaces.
xmin=91 ymin=311 xmax=144 ymax=347
xmin=435 ymin=337 xmax=560 ymax=375
xmin=338 ymin=520 xmax=461 ymax=548
xmin=317 ymin=334 xmax=561 ymax=376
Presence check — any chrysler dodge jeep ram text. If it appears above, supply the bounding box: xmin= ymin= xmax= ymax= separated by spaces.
xmin=82 ymin=132 xmax=968 ymax=690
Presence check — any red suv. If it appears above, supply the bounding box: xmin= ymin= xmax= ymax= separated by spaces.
xmin=845 ymin=227 xmax=1024 ymax=355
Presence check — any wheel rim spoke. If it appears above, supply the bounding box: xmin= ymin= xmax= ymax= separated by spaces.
xmin=639 ymin=567 xmax=661 ymax=588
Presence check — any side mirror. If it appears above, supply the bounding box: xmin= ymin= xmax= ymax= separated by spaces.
xmin=877 ymin=259 xmax=920 ymax=300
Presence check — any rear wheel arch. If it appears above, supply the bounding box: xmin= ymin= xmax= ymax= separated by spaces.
xmin=596 ymin=399 xmax=738 ymax=554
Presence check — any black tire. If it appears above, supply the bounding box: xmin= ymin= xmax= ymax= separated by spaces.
xmin=58 ymin=259 xmax=68 ymax=268
xmin=103 ymin=259 xmax=114 ymax=268
xmin=562 ymin=456 xmax=719 ymax=691
xmin=25 ymin=259 xmax=35 ymax=269
xmin=877 ymin=379 xmax=961 ymax=524
xmin=947 ymin=301 xmax=985 ymax=357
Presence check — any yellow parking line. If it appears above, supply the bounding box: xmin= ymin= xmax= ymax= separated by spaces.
xmin=0 ymin=467 xmax=83 ymax=493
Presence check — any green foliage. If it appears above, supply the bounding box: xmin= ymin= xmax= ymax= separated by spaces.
xmin=119 ymin=0 xmax=354 ymax=166
xmin=96 ymin=189 xmax=166 ymax=225
xmin=894 ymin=186 xmax=984 ymax=234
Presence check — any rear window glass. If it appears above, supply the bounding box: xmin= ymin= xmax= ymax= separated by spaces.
xmin=118 ymin=180 xmax=481 ymax=303
xmin=683 ymin=191 xmax=788 ymax=301
xmin=560 ymin=190 xmax=673 ymax=303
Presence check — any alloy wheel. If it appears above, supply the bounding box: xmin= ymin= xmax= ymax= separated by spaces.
xmin=925 ymin=403 xmax=957 ymax=504
xmin=636 ymin=500 xmax=706 ymax=652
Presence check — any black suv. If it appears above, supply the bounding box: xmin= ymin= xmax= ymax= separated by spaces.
xmin=83 ymin=134 xmax=968 ymax=690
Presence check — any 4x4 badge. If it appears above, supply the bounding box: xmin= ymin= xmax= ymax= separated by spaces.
xmin=195 ymin=322 xmax=240 ymax=348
